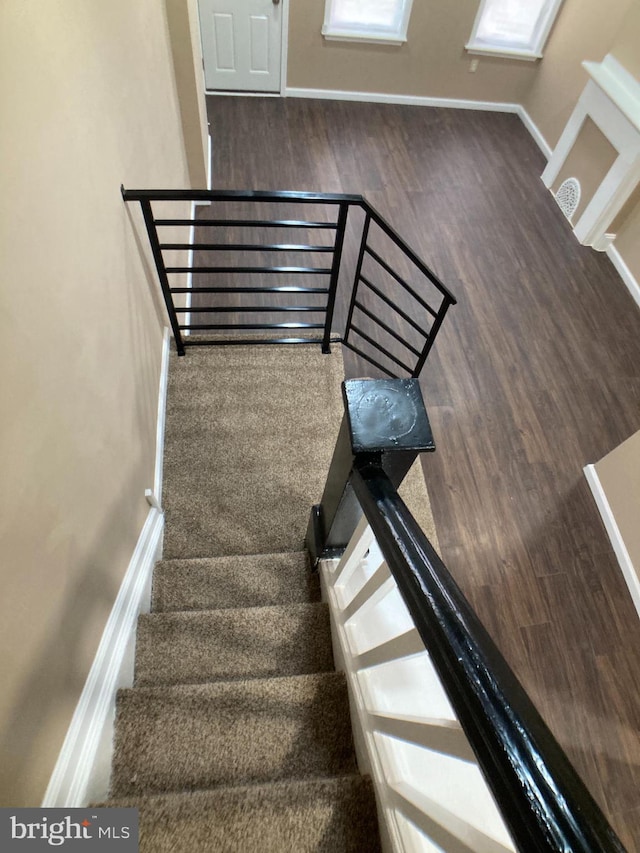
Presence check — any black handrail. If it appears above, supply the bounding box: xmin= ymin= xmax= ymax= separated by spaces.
xmin=122 ymin=187 xmax=456 ymax=374
xmin=309 ymin=378 xmax=625 ymax=852
xmin=122 ymin=188 xmax=364 ymax=205
xmin=351 ymin=459 xmax=625 ymax=852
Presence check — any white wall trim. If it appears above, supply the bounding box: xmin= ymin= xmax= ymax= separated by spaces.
xmin=584 ymin=464 xmax=640 ymax=620
xmin=319 ymin=522 xmax=515 ymax=851
xmin=205 ymin=89 xmax=280 ymax=98
xmin=42 ymin=329 xmax=171 ymax=806
xmin=319 ymin=554 xmax=405 ymax=853
xmin=542 ymin=66 xmax=640 ymax=248
xmin=181 ymin=204 xmax=198 ymax=335
xmin=41 ymin=507 xmax=164 ymax=807
xmin=279 ymin=0 xmax=289 ymax=96
xmin=607 ymin=244 xmax=640 ymax=310
xmin=193 ymin=134 xmax=213 ymax=198
xmin=154 ymin=327 xmax=171 ymax=506
xmin=284 ymin=86 xmax=521 ymax=114
xmin=517 ymin=106 xmax=552 ymax=159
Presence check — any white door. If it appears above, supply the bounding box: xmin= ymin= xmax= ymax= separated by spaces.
xmin=198 ymin=0 xmax=282 ymax=93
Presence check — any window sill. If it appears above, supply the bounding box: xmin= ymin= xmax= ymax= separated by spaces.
xmin=465 ymin=42 xmax=542 ymax=62
xmin=322 ymin=27 xmax=406 ymax=46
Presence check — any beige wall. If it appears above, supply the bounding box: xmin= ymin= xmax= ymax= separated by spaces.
xmin=522 ymin=0 xmax=633 ymax=149
xmin=287 ymin=0 xmax=537 ymax=104
xmin=607 ymin=197 xmax=640 ymax=528
xmin=610 ymin=3 xmax=640 ymax=81
xmin=166 ymin=0 xmax=209 ymax=188
xmin=615 ymin=189 xmax=640 ymax=275
xmin=0 ymin=0 xmax=192 ymax=806
xmin=595 ymin=431 xmax=640 ymax=575
xmin=551 ymin=117 xmax=618 ymax=223
xmin=607 ymin=2 xmax=640 ymax=284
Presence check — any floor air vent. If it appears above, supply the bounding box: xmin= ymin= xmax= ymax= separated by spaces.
xmin=555 ymin=177 xmax=581 ymax=221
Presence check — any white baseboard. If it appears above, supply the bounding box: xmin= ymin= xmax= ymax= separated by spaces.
xmin=153 ymin=327 xmax=171 ymax=506
xmin=194 ymin=132 xmax=213 ymax=201
xmin=516 ymin=106 xmax=552 ymax=159
xmin=183 ymin=206 xmax=197 ymax=336
xmin=41 ymin=508 xmax=164 ymax=807
xmin=607 ymin=244 xmax=640 ymax=310
xmin=584 ymin=464 xmax=640 ymax=620
xmin=285 ymin=86 xmax=521 ymax=114
xmin=42 ymin=329 xmax=171 ymax=806
xmin=206 ymin=90 xmax=280 ymax=98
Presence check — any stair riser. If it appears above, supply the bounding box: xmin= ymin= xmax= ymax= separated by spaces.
xmin=134 ymin=604 xmax=334 ymax=686
xmin=111 ymin=674 xmax=356 ymax=797
xmin=100 ymin=776 xmax=381 ymax=853
xmin=152 ymin=552 xmax=319 ymax=612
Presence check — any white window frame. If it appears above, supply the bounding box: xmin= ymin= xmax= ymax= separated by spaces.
xmin=322 ymin=0 xmax=414 ymax=46
xmin=466 ymin=0 xmax=565 ymax=62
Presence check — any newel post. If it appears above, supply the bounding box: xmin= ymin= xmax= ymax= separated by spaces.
xmin=306 ymin=378 xmax=435 ymax=563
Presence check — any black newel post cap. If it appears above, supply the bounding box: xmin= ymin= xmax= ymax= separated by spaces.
xmin=342 ymin=379 xmax=435 ymax=454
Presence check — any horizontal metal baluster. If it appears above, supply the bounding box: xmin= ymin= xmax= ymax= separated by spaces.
xmin=353 ymin=300 xmax=422 ymax=358
xmin=341 ymin=341 xmax=397 ymax=378
xmin=154 ymin=219 xmax=339 ymax=229
xmin=159 ymin=243 xmax=334 ymax=252
xmin=359 ymin=275 xmax=427 ymax=337
xmin=364 ymin=246 xmax=439 ymax=317
xmin=183 ymin=336 xmax=340 ymax=347
xmin=179 ymin=322 xmax=325 ymax=331
xmin=349 ymin=325 xmax=414 ymax=375
xmin=170 ymin=286 xmax=330 ymax=294
xmin=166 ymin=265 xmax=332 ymax=275
xmin=175 ymin=306 xmax=324 ymax=313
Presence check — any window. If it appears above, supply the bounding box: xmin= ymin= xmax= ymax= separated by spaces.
xmin=466 ymin=0 xmax=564 ymax=61
xmin=322 ymin=0 xmax=414 ymax=46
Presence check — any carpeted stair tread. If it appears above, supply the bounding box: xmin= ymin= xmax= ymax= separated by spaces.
xmin=152 ymin=551 xmax=319 ymax=612
xmin=101 ymin=775 xmax=381 ymax=853
xmin=134 ymin=602 xmax=334 ymax=686
xmin=111 ymin=672 xmax=356 ymax=797
xmin=162 ymin=345 xmax=344 ymax=559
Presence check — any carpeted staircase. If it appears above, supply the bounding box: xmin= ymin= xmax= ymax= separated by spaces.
xmin=105 ymin=549 xmax=380 ymax=850
xmin=97 ymin=344 xmax=383 ymax=851
xmin=100 ymin=342 xmax=435 ymax=850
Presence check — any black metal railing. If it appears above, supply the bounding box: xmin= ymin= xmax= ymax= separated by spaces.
xmin=309 ymin=378 xmax=626 ymax=853
xmin=122 ymin=188 xmax=456 ymax=376
xmin=343 ymin=199 xmax=454 ymax=378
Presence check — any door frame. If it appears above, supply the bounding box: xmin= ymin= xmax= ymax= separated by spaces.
xmin=199 ymin=0 xmax=289 ymax=96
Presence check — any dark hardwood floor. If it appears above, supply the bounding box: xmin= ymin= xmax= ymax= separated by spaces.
xmin=199 ymin=95 xmax=640 ymax=849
